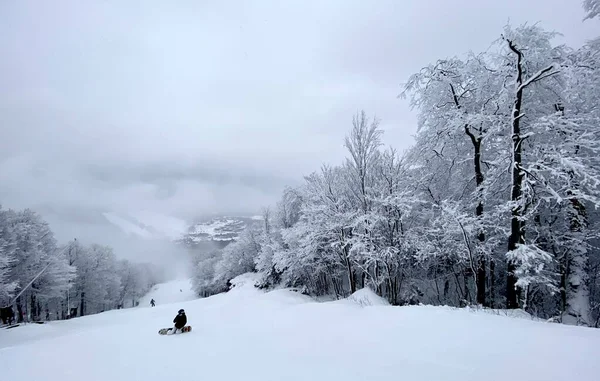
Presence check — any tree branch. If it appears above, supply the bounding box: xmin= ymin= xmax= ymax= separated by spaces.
xmin=518 ymin=64 xmax=560 ymax=92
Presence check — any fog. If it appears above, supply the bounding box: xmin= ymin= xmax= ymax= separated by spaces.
xmin=0 ymin=0 xmax=596 ymax=266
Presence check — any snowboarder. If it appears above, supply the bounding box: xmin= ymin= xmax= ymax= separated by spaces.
xmin=169 ymin=309 xmax=187 ymax=334
xmin=150 ymin=299 xmax=155 ymax=307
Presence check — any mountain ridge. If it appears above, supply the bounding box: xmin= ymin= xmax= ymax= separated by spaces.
xmin=102 ymin=211 xmax=262 ymax=246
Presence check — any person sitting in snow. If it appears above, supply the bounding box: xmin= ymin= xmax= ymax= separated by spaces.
xmin=0 ymin=306 xmax=14 ymax=325
xmin=170 ymin=309 xmax=187 ymax=334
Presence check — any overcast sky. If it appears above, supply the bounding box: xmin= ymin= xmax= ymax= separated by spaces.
xmin=0 ymin=0 xmax=597 ymax=249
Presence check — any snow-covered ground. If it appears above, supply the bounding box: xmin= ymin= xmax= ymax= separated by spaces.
xmin=189 ymin=218 xmax=244 ymax=240
xmin=138 ymin=278 xmax=197 ymax=307
xmin=186 ymin=217 xmax=250 ymax=242
xmin=1 ymin=274 xmax=599 ymax=381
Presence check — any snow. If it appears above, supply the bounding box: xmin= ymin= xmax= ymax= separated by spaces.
xmin=188 ymin=218 xmax=246 ymax=242
xmin=138 ymin=278 xmax=197 ymax=308
xmin=191 ymin=219 xmax=234 ymax=235
xmin=1 ymin=274 xmax=599 ymax=381
xmin=346 ymin=287 xmax=390 ymax=307
xmin=102 ymin=212 xmax=153 ymax=238
xmin=476 ymin=307 xmax=539 ymax=321
xmin=103 ymin=211 xmax=189 ymax=240
xmin=129 ymin=211 xmax=189 ymax=240
xmin=229 ymin=272 xmax=261 ymax=288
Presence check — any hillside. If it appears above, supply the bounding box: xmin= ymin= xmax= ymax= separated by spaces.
xmin=178 ymin=216 xmax=262 ymax=246
xmin=1 ymin=274 xmax=599 ymax=381
xmin=102 ymin=211 xmax=262 ymax=246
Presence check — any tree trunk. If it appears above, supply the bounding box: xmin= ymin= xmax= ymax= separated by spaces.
xmin=347 ymin=259 xmax=356 ymax=294
xmin=453 ymin=81 xmax=487 ymax=307
xmin=504 ymin=39 xmax=558 ymax=309
xmin=454 ymin=272 xmax=465 ymax=303
xmin=16 ymin=297 xmax=23 ymax=323
xmin=559 ymin=254 xmax=567 ymax=312
xmin=463 ymin=270 xmax=471 ymax=306
xmin=562 ymin=197 xmax=591 ymax=326
xmin=506 ymin=39 xmax=526 ymax=309
xmin=30 ymin=294 xmax=37 ymax=321
xmin=472 ymin=135 xmax=486 ymax=306
xmin=489 ymin=259 xmax=496 ymax=309
xmin=375 ymin=263 xmax=382 ymax=295
xmin=80 ymin=291 xmax=85 ymax=317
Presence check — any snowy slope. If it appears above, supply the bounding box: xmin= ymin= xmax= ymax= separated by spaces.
xmin=102 ymin=211 xmax=188 ymax=240
xmin=138 ymin=278 xmax=196 ymax=307
xmin=182 ymin=216 xmax=262 ymax=244
xmin=1 ymin=274 xmax=599 ymax=381
xmin=188 ymin=218 xmax=245 ymax=241
xmin=102 ymin=211 xmax=155 ymax=238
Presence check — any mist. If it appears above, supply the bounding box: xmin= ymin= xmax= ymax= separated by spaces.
xmin=1 ymin=0 xmax=597 ymax=266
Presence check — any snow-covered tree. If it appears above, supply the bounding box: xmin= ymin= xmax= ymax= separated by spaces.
xmin=192 ymin=249 xmax=225 ymax=297
xmin=0 ymin=207 xmax=17 ymax=305
xmin=187 ymin=19 xmax=600 ymax=327
xmin=0 ymin=206 xmax=164 ymax=321
xmin=118 ymin=260 xmax=157 ymax=308
xmin=583 ymin=0 xmax=600 ymax=20
xmin=275 ymin=187 xmax=303 ymax=229
xmin=402 ymin=52 xmax=508 ymax=306
xmin=5 ymin=209 xmax=76 ymax=321
xmin=494 ymin=24 xmax=564 ymax=308
xmin=212 ymin=227 xmax=260 ymax=290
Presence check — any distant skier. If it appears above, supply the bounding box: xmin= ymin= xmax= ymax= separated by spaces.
xmin=150 ymin=299 xmax=155 ymax=307
xmin=170 ymin=309 xmax=187 ymax=334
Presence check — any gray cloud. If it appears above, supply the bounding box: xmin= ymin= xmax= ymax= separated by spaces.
xmin=0 ymin=0 xmax=596 ymax=259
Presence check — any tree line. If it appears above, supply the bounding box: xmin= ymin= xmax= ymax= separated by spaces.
xmin=192 ymin=15 xmax=600 ymax=327
xmin=0 ymin=206 xmax=164 ymax=323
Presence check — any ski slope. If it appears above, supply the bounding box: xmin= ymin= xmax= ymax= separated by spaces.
xmin=1 ymin=273 xmax=599 ymax=381
xmin=138 ymin=278 xmax=196 ymax=307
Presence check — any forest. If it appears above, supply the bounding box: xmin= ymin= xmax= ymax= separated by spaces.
xmin=192 ymin=17 xmax=600 ymax=327
xmin=0 ymin=207 xmax=164 ymax=323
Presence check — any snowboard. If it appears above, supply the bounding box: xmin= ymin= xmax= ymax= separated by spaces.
xmin=158 ymin=325 xmax=192 ymax=335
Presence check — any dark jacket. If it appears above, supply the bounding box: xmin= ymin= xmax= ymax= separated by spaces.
xmin=173 ymin=313 xmax=187 ymax=329
xmin=0 ymin=306 xmax=15 ymax=325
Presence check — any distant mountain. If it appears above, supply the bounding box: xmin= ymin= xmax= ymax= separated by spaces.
xmin=178 ymin=216 xmax=262 ymax=247
xmin=102 ymin=211 xmax=262 ymax=248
